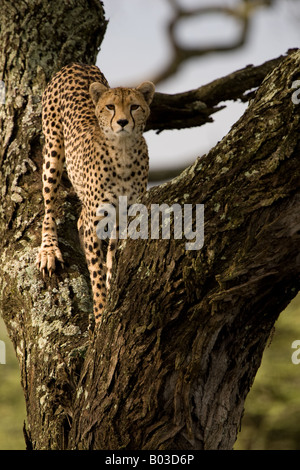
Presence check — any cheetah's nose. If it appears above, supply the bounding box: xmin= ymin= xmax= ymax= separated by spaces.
xmin=117 ymin=119 xmax=129 ymax=128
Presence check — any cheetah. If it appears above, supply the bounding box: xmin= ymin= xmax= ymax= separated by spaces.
xmin=36 ymin=63 xmax=155 ymax=324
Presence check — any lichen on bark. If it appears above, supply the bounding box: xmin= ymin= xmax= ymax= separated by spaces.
xmin=0 ymin=0 xmax=107 ymax=450
xmin=0 ymin=0 xmax=299 ymax=450
xmin=69 ymin=50 xmax=300 ymax=450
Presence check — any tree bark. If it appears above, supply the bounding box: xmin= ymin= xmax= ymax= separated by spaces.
xmin=146 ymin=53 xmax=289 ymax=132
xmin=0 ymin=0 xmax=107 ymax=450
xmin=0 ymin=0 xmax=299 ymax=451
xmin=68 ymin=49 xmax=300 ymax=450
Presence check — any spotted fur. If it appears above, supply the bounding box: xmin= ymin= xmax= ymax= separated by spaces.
xmin=36 ymin=63 xmax=155 ymax=323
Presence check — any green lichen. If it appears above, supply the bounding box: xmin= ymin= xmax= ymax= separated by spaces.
xmin=0 ymin=245 xmax=91 ymax=360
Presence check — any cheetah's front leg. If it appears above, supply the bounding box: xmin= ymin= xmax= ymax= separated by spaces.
xmin=37 ymin=220 xmax=64 ymax=277
xmin=36 ymin=144 xmax=64 ymax=277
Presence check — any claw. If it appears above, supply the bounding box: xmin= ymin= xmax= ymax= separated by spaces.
xmin=36 ymin=245 xmax=64 ymax=278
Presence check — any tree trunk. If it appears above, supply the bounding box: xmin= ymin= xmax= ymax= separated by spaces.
xmin=0 ymin=0 xmax=107 ymax=450
xmin=69 ymin=50 xmax=300 ymax=450
xmin=0 ymin=1 xmax=299 ymax=451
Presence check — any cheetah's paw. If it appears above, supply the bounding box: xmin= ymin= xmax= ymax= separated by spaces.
xmin=36 ymin=246 xmax=64 ymax=278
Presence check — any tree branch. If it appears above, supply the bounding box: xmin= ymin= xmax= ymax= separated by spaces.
xmin=146 ymin=52 xmax=293 ymax=133
xmin=152 ymin=0 xmax=274 ymax=85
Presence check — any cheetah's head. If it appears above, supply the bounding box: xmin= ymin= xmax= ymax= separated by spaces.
xmin=89 ymin=81 xmax=155 ymax=139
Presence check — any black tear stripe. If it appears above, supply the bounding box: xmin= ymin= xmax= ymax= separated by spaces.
xmin=110 ymin=109 xmax=115 ymax=131
xmin=130 ymin=109 xmax=136 ymax=130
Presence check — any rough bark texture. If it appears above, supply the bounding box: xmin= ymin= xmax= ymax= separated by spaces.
xmin=0 ymin=0 xmax=107 ymax=450
xmin=146 ymin=54 xmax=289 ymax=132
xmin=69 ymin=51 xmax=300 ymax=450
xmin=0 ymin=0 xmax=299 ymax=451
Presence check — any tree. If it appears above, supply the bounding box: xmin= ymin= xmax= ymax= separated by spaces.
xmin=0 ymin=0 xmax=299 ymax=450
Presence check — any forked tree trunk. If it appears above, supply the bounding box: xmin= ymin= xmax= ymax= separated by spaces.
xmin=69 ymin=50 xmax=300 ymax=450
xmin=0 ymin=0 xmax=299 ymax=450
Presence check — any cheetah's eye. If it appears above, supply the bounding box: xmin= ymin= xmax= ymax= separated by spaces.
xmin=131 ymin=104 xmax=140 ymax=111
xmin=106 ymin=104 xmax=115 ymax=111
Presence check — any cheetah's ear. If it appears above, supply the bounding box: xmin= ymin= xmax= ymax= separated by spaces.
xmin=136 ymin=81 xmax=155 ymax=105
xmin=90 ymin=82 xmax=109 ymax=105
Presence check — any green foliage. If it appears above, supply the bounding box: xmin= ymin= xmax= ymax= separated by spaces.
xmin=0 ymin=318 xmax=26 ymax=450
xmin=0 ymin=293 xmax=300 ymax=450
xmin=236 ymin=293 xmax=300 ymax=450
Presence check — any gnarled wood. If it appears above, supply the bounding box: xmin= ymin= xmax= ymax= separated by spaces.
xmin=0 ymin=0 xmax=299 ymax=450
xmin=0 ymin=0 xmax=107 ymax=450
xmin=69 ymin=49 xmax=300 ymax=450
